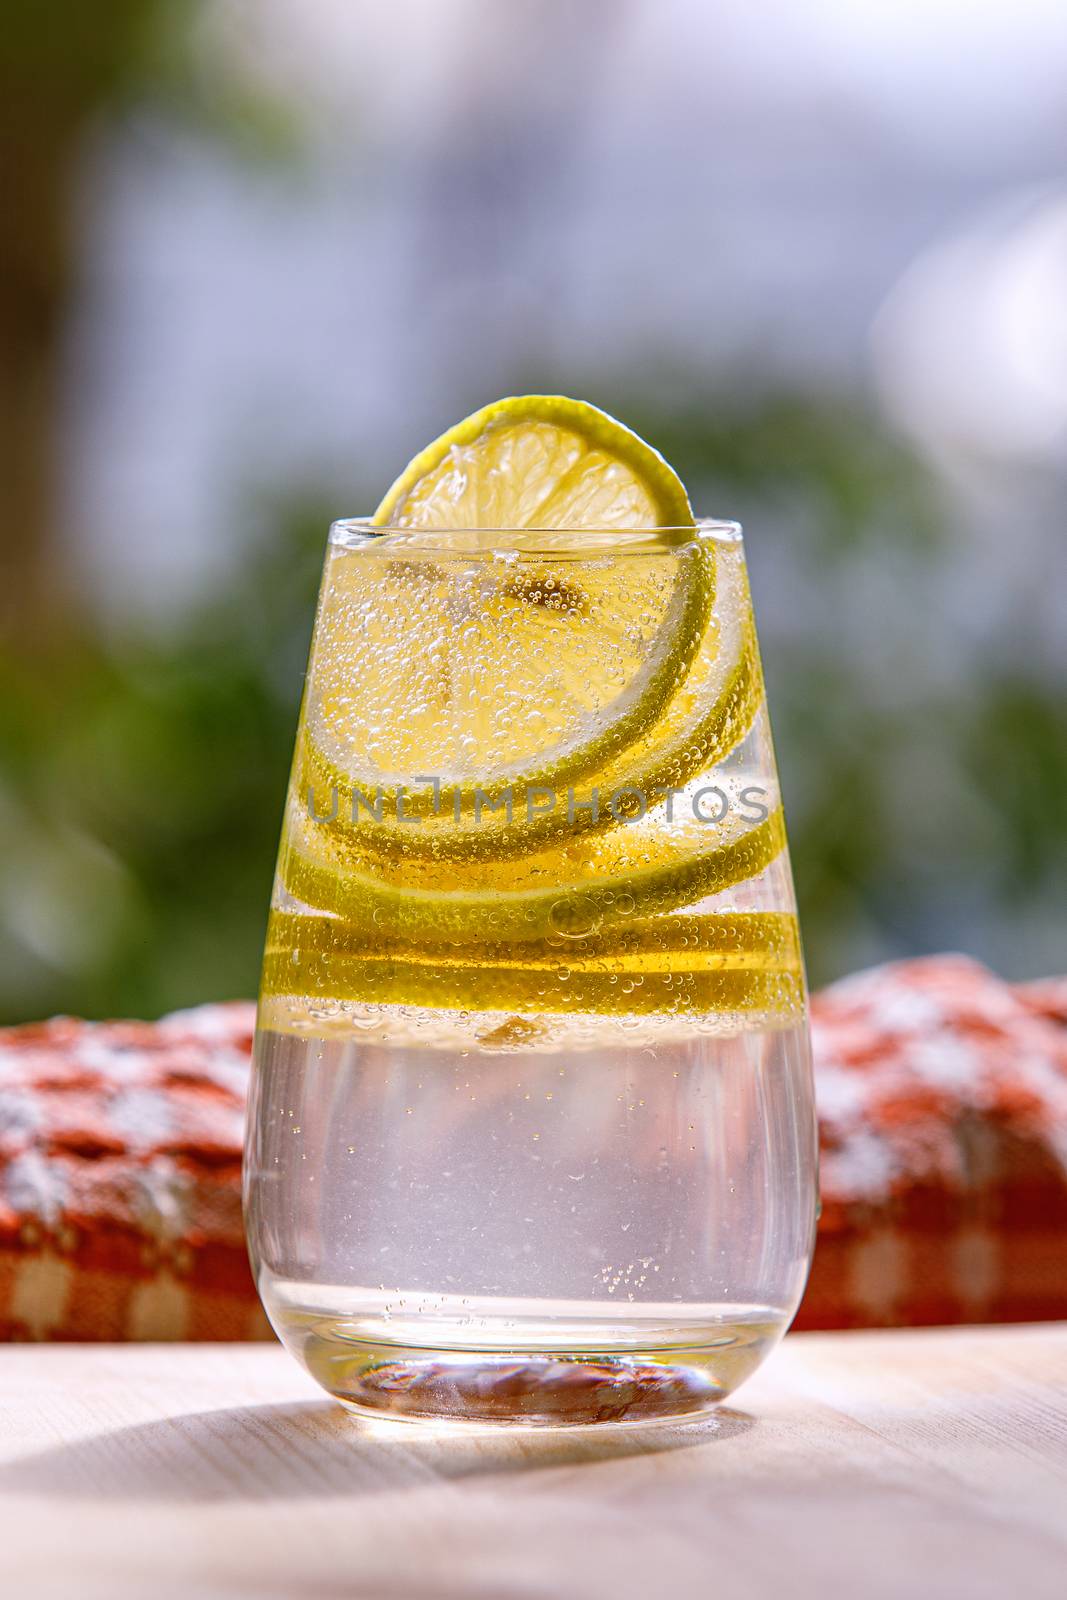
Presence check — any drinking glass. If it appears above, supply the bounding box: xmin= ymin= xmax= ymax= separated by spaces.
xmin=244 ymin=518 xmax=817 ymax=1426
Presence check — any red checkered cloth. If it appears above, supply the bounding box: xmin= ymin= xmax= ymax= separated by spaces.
xmin=798 ymin=956 xmax=1067 ymax=1329
xmin=0 ymin=1003 xmax=268 ymax=1341
xmin=1 ymin=956 xmax=1065 ymax=1340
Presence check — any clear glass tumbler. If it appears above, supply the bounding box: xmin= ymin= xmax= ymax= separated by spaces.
xmin=244 ymin=519 xmax=817 ymax=1426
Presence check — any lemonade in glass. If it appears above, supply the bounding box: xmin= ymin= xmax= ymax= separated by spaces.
xmin=244 ymin=398 xmax=817 ymax=1426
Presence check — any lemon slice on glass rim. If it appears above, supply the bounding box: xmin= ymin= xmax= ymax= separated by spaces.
xmin=301 ymin=396 xmax=716 ymax=826
xmin=375 ymin=393 xmax=692 ymax=531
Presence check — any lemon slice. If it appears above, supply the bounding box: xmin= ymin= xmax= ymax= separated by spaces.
xmin=261 ymin=910 xmax=804 ymax=1020
xmin=375 ymin=394 xmax=693 ymax=530
xmin=267 ymin=908 xmax=799 ymax=965
xmin=303 ymin=396 xmax=707 ymax=822
xmin=277 ymin=791 xmax=786 ymax=946
xmin=304 ymin=532 xmax=760 ymax=863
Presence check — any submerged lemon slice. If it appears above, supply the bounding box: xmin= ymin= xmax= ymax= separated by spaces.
xmin=262 ymin=909 xmax=804 ymax=1020
xmin=304 ymin=397 xmax=708 ymax=822
xmin=278 ymin=790 xmax=786 ymax=946
xmin=304 ymin=531 xmax=760 ymax=863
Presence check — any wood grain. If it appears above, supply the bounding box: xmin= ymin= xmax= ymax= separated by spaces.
xmin=1 ymin=1325 xmax=1066 ymax=1599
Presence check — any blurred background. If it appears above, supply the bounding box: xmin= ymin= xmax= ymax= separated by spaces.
xmin=2 ymin=0 xmax=1065 ymax=1024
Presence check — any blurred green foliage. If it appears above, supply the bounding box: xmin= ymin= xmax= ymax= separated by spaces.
xmin=1 ymin=0 xmax=299 ymax=154
xmin=0 ymin=0 xmax=312 ymax=1022
xmin=0 ymin=503 xmax=327 ymax=1023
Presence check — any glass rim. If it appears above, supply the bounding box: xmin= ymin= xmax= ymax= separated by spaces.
xmin=328 ymin=516 xmax=743 ymax=556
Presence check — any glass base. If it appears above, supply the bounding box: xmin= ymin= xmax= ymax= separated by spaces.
xmin=263 ymin=1284 xmax=788 ymax=1427
xmin=338 ymin=1352 xmax=725 ymax=1426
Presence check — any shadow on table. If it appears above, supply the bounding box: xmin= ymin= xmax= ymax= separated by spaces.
xmin=0 ymin=1400 xmax=754 ymax=1504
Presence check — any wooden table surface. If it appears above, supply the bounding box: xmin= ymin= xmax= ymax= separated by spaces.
xmin=2 ymin=1324 xmax=1066 ymax=1599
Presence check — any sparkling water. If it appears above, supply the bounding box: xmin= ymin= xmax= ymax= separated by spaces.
xmin=245 ymin=1008 xmax=817 ymax=1425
